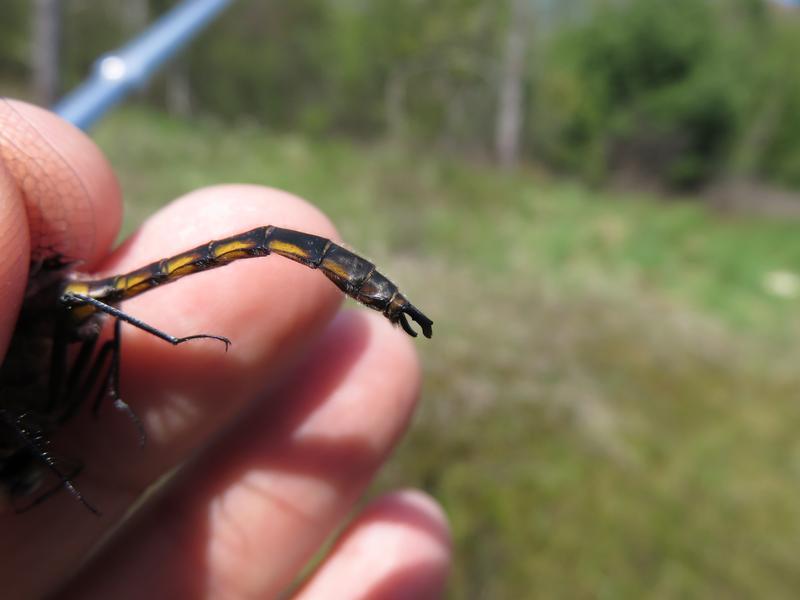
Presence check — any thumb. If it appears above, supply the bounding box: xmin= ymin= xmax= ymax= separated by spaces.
xmin=0 ymin=155 xmax=29 ymax=359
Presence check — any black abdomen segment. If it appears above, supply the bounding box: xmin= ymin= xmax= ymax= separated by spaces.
xmin=66 ymin=226 xmax=433 ymax=338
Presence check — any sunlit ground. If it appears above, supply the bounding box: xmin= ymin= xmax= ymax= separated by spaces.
xmin=95 ymin=108 xmax=800 ymax=598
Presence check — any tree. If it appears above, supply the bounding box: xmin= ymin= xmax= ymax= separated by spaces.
xmin=495 ymin=0 xmax=531 ymax=168
xmin=32 ymin=0 xmax=61 ymax=106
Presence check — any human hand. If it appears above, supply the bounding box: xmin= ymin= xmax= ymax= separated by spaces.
xmin=0 ymin=100 xmax=450 ymax=599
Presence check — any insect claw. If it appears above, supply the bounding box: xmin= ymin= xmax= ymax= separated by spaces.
xmin=215 ymin=336 xmax=232 ymax=352
xmin=175 ymin=334 xmax=231 ymax=351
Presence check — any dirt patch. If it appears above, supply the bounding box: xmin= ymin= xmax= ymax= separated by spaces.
xmin=705 ymin=177 xmax=800 ymax=218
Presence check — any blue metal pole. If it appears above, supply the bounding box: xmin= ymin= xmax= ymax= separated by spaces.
xmin=54 ymin=0 xmax=234 ymax=130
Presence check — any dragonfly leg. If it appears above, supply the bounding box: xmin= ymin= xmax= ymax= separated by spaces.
xmin=48 ymin=320 xmax=146 ymax=448
xmin=55 ymin=334 xmax=100 ymax=422
xmin=62 ymin=292 xmax=231 ymax=349
xmin=83 ymin=341 xmax=111 ymax=414
xmin=47 ymin=322 xmax=69 ymax=413
xmin=93 ymin=319 xmax=146 ymax=447
xmin=0 ymin=410 xmax=99 ymax=515
xmin=15 ymin=459 xmax=86 ymax=514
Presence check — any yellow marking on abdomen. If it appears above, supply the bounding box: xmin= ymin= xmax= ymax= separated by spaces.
xmin=166 ymin=253 xmax=199 ymax=273
xmin=213 ymin=239 xmax=256 ymax=258
xmin=320 ymin=258 xmax=350 ymax=280
xmin=63 ymin=281 xmax=90 ymax=295
xmin=120 ymin=272 xmax=151 ymax=291
xmin=268 ymin=240 xmax=308 ymax=259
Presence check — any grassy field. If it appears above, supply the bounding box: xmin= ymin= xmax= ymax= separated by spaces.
xmin=96 ymin=108 xmax=800 ymax=598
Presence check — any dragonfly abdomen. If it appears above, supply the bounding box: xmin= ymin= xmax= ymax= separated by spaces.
xmin=64 ymin=226 xmax=433 ymax=338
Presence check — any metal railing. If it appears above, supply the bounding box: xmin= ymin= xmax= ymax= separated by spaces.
xmin=54 ymin=0 xmax=234 ymax=130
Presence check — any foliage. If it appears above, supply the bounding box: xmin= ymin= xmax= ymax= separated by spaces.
xmin=744 ymin=18 xmax=800 ymax=187
xmin=0 ymin=1 xmax=29 ymax=78
xmin=3 ymin=0 xmax=800 ymax=190
xmin=95 ymin=108 xmax=800 ymax=598
xmin=531 ymin=0 xmax=770 ymax=188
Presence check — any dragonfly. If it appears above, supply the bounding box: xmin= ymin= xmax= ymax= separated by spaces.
xmin=0 ymin=99 xmax=432 ymax=514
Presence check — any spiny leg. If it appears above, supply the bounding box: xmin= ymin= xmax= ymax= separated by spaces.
xmin=54 ymin=340 xmax=146 ymax=449
xmin=63 ymin=292 xmax=231 ymax=349
xmin=0 ymin=410 xmax=98 ymax=515
xmin=55 ymin=327 xmax=138 ymax=445
xmin=56 ymin=334 xmax=100 ymax=423
xmin=16 ymin=460 xmax=85 ymax=514
xmin=93 ymin=319 xmax=146 ymax=447
xmin=65 ymin=334 xmax=99 ymax=398
xmin=46 ymin=322 xmax=69 ymax=413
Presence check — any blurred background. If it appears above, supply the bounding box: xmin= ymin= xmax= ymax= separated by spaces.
xmin=4 ymin=0 xmax=800 ymax=596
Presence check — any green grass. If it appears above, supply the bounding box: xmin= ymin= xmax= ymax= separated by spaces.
xmin=95 ymin=108 xmax=800 ymax=598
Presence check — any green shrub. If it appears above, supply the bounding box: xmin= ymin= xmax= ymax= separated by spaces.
xmin=530 ymin=0 xmax=770 ymax=190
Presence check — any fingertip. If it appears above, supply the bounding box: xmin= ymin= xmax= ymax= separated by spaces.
xmin=0 ymin=159 xmax=29 ymax=356
xmin=365 ymin=488 xmax=452 ymax=555
xmin=373 ymin=488 xmax=451 ymax=530
xmin=297 ymin=489 xmax=451 ymax=600
xmin=2 ymin=99 xmax=122 ymax=266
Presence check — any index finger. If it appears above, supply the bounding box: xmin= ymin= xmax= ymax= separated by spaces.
xmin=0 ymin=99 xmax=122 ymax=268
xmin=0 ymin=99 xmax=121 ymax=359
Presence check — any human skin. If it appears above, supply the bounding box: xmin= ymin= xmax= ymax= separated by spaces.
xmin=0 ymin=100 xmax=451 ymax=599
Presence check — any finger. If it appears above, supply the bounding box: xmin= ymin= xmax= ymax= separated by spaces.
xmin=0 ymin=99 xmax=122 ymax=267
xmin=0 ymin=143 xmax=29 ymax=357
xmin=0 ymin=97 xmax=122 ymax=358
xmin=295 ymin=490 xmax=451 ymax=600
xmin=61 ymin=310 xmax=422 ymax=599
